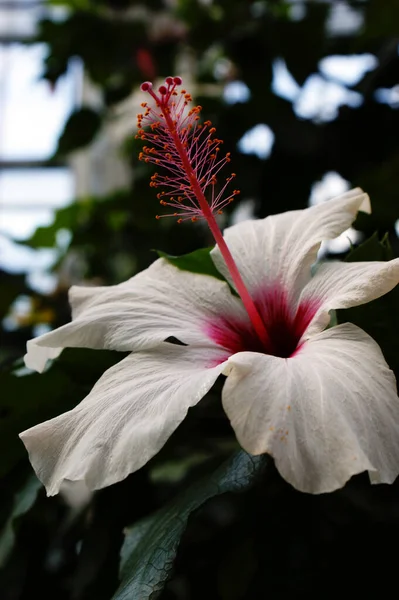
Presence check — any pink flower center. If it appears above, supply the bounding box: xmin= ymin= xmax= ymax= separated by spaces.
xmin=206 ymin=286 xmax=319 ymax=359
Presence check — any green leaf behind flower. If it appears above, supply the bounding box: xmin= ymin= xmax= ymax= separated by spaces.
xmin=0 ymin=475 xmax=42 ymax=567
xmin=113 ymin=451 xmax=269 ymax=600
xmin=345 ymin=232 xmax=392 ymax=262
xmin=157 ymin=247 xmax=225 ymax=281
xmin=55 ymin=107 xmax=103 ymax=157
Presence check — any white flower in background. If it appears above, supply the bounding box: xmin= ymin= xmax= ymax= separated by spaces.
xmin=20 ymin=190 xmax=399 ymax=495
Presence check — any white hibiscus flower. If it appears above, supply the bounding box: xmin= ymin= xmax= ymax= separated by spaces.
xmin=20 ymin=189 xmax=399 ymax=495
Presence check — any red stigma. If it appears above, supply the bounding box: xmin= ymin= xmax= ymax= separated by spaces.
xmin=140 ymin=81 xmax=152 ymax=92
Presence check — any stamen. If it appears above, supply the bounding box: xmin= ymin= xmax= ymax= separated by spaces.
xmin=137 ymin=77 xmax=269 ymax=346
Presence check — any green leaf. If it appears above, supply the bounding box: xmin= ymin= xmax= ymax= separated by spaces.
xmin=0 ymin=270 xmax=28 ymax=320
xmin=113 ymin=451 xmax=269 ymax=600
xmin=344 ymin=232 xmax=392 ymax=262
xmin=55 ymin=107 xmax=102 ymax=156
xmin=0 ymin=475 xmax=42 ymax=567
xmin=337 ymin=233 xmax=399 ymax=373
xmin=157 ymin=247 xmax=225 ymax=281
xmin=24 ymin=201 xmax=93 ymax=249
xmin=24 ymin=203 xmax=80 ymax=248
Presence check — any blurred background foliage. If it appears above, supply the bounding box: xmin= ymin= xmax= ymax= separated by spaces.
xmin=1 ymin=0 xmax=399 ymax=598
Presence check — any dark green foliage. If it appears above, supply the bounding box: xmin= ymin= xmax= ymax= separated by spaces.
xmin=55 ymin=108 xmax=103 ymax=156
xmin=115 ymin=451 xmax=268 ymax=600
xmin=0 ymin=271 xmax=28 ymax=321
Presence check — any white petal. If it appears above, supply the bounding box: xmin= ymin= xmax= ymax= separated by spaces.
xmin=211 ymin=188 xmax=370 ymax=299
xmin=222 ymin=323 xmax=399 ymax=494
xmin=25 ymin=258 xmax=245 ymax=373
xmin=301 ymin=259 xmax=399 ymax=336
xmin=20 ymin=344 xmax=227 ymax=495
xmin=24 ymin=345 xmax=63 ymax=373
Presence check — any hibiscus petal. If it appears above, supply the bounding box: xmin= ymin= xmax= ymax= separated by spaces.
xmin=222 ymin=323 xmax=399 ymax=493
xmin=20 ymin=343 xmax=228 ymax=495
xmin=211 ymin=188 xmax=370 ymax=299
xmin=300 ymin=259 xmax=399 ymax=336
xmin=25 ymin=258 xmax=245 ymax=372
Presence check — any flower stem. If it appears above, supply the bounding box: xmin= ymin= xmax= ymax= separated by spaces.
xmin=159 ymin=102 xmax=270 ymax=346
